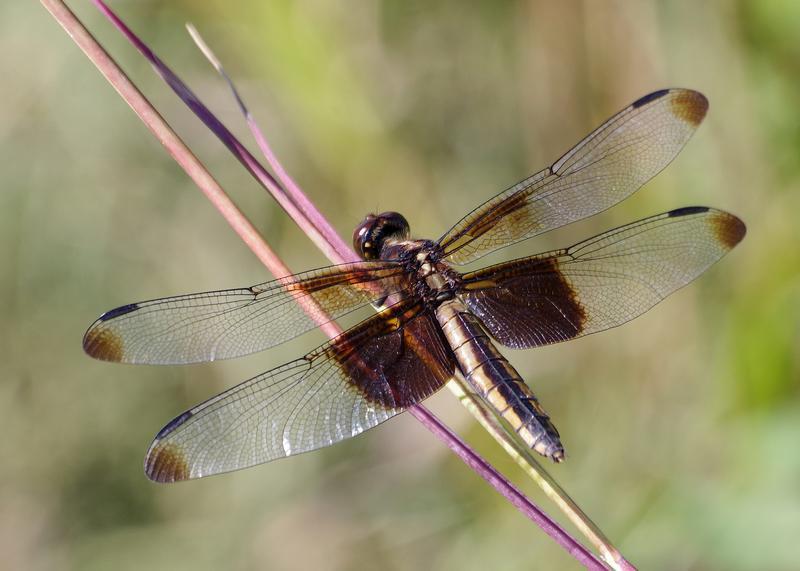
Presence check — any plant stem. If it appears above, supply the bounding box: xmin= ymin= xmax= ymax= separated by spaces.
xmin=41 ymin=1 xmax=612 ymax=568
xmin=184 ymin=24 xmax=635 ymax=571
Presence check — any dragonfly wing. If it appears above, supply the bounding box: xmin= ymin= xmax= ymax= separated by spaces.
xmin=460 ymin=207 xmax=745 ymax=348
xmin=83 ymin=261 xmax=408 ymax=364
xmin=144 ymin=300 xmax=456 ymax=482
xmin=439 ymin=89 xmax=709 ymax=264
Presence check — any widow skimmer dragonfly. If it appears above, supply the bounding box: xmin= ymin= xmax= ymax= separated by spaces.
xmin=84 ymin=88 xmax=745 ymax=483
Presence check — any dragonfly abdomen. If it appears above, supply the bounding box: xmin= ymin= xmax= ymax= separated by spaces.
xmin=435 ymin=299 xmax=564 ymax=461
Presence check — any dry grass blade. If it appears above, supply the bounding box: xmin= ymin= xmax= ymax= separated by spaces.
xmin=448 ymin=378 xmax=636 ymax=571
xmin=185 ymin=23 xmax=342 ymax=250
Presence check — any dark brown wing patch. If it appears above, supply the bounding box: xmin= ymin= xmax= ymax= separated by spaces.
xmin=460 ymin=208 xmax=744 ymax=350
xmin=142 ymin=301 xmax=456 ymax=481
xmin=328 ymin=302 xmax=454 ymax=408
xmin=461 ymin=257 xmax=586 ymax=349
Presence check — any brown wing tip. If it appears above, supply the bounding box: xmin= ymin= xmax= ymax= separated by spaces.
xmin=145 ymin=441 xmax=190 ymax=483
xmin=83 ymin=325 xmax=125 ymax=362
xmin=710 ymin=210 xmax=747 ymax=250
xmin=83 ymin=304 xmax=140 ymax=362
xmin=669 ymin=89 xmax=709 ymax=127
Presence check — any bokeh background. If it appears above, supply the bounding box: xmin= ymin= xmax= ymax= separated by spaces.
xmin=3 ymin=1 xmax=799 ymax=569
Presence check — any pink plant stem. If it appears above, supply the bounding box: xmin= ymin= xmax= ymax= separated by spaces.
xmin=89 ymin=0 xmax=348 ymax=265
xmin=40 ymin=0 xmax=289 ymax=279
xmin=41 ymin=1 xmax=610 ymax=568
xmin=185 ymin=24 xmax=355 ymax=262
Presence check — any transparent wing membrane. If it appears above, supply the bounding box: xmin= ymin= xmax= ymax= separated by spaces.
xmin=83 ymin=262 xmax=407 ymax=364
xmin=144 ymin=304 xmax=455 ymax=482
xmin=439 ymin=89 xmax=709 ymax=264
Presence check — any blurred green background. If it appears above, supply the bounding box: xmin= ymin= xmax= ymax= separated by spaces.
xmin=2 ymin=1 xmax=798 ymax=569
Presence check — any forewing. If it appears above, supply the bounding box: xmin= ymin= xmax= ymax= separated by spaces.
xmin=460 ymin=207 xmax=745 ymax=349
xmin=439 ymin=89 xmax=709 ymax=264
xmin=144 ymin=301 xmax=456 ymax=482
xmin=83 ymin=261 xmax=408 ymax=364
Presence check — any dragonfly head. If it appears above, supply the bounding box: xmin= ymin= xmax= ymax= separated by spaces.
xmin=353 ymin=211 xmax=410 ymax=260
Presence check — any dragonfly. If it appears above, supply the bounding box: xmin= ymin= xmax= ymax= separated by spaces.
xmin=84 ymin=88 xmax=745 ymax=483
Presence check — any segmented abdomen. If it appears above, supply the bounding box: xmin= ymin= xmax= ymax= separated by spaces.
xmin=435 ymin=299 xmax=564 ymax=461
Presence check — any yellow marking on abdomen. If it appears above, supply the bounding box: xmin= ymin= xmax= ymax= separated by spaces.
xmin=435 ymin=299 xmax=564 ymax=462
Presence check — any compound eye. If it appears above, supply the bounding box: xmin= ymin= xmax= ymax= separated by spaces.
xmin=352 ymin=212 xmax=410 ymax=260
xmin=353 ymin=215 xmax=379 ymax=260
xmin=381 ymin=212 xmax=410 ymax=237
